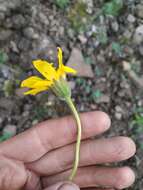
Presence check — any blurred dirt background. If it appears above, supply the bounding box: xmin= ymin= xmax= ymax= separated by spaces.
xmin=0 ymin=0 xmax=143 ymax=189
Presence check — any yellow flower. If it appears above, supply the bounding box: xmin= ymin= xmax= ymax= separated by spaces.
xmin=21 ymin=47 xmax=76 ymax=97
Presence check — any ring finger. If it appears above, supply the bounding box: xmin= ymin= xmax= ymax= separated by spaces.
xmin=42 ymin=166 xmax=135 ymax=189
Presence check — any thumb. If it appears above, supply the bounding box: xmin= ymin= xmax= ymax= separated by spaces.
xmin=44 ymin=181 xmax=80 ymax=190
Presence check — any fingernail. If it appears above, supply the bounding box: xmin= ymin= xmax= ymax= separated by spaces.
xmin=58 ymin=182 xmax=79 ymax=190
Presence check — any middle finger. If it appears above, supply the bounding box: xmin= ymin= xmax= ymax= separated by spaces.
xmin=27 ymin=137 xmax=135 ymax=175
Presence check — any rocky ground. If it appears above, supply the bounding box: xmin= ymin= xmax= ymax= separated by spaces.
xmin=0 ymin=0 xmax=143 ymax=189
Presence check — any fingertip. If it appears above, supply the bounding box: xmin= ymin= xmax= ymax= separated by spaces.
xmin=80 ymin=111 xmax=111 ymax=138
xmin=114 ymin=136 xmax=136 ymax=160
xmin=92 ymin=111 xmax=111 ymax=131
xmin=98 ymin=111 xmax=111 ymax=129
xmin=116 ymin=167 xmax=135 ymax=189
xmin=122 ymin=137 xmax=136 ymax=157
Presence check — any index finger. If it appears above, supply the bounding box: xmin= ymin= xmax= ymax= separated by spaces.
xmin=0 ymin=111 xmax=111 ymax=162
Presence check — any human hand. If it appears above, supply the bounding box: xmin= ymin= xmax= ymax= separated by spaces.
xmin=0 ymin=111 xmax=136 ymax=190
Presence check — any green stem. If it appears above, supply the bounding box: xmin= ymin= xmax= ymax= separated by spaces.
xmin=65 ymin=97 xmax=82 ymax=181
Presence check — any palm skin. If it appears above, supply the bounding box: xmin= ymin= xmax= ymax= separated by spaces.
xmin=0 ymin=112 xmax=136 ymax=190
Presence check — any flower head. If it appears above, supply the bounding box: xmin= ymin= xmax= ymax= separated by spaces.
xmin=21 ymin=47 xmax=76 ymax=98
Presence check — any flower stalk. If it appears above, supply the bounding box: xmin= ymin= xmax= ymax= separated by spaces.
xmin=65 ymin=97 xmax=82 ymax=181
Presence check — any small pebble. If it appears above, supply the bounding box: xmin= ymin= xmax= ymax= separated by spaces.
xmin=111 ymin=21 xmax=119 ymax=32
xmin=23 ymin=27 xmax=39 ymax=40
xmin=78 ymin=34 xmax=87 ymax=44
xmin=134 ymin=25 xmax=143 ymax=45
xmin=127 ymin=14 xmax=136 ymax=23
xmin=115 ymin=112 xmax=122 ymax=120
xmin=115 ymin=105 xmax=123 ymax=113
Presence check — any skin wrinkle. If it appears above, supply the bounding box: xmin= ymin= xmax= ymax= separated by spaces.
xmin=79 ymin=167 xmax=115 ymax=188
xmin=0 ymin=130 xmax=49 ymax=163
xmin=85 ymin=166 xmax=100 ymax=186
xmin=0 ymin=157 xmax=27 ymax=190
xmin=0 ymin=166 xmax=10 ymax=189
xmin=89 ymin=138 xmax=123 ymax=163
xmin=110 ymin=137 xmax=136 ymax=162
xmin=35 ymin=116 xmax=75 ymax=153
xmin=36 ymin=119 xmax=62 ymax=152
xmin=7 ymin=168 xmax=15 ymax=190
xmin=0 ymin=165 xmax=18 ymax=190
xmin=111 ymin=140 xmax=127 ymax=160
xmin=57 ymin=145 xmax=74 ymax=172
xmin=52 ymin=151 xmax=65 ymax=174
xmin=77 ymin=139 xmax=97 ymax=167
xmin=25 ymin=170 xmax=41 ymax=190
xmin=87 ymin=140 xmax=98 ymax=164
xmin=63 ymin=116 xmax=77 ymax=143
xmin=33 ymin=127 xmax=50 ymax=156
xmin=91 ymin=168 xmax=115 ymax=188
xmin=27 ymin=144 xmax=75 ymax=176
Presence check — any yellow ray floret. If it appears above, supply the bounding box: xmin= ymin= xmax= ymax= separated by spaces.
xmin=57 ymin=47 xmax=77 ymax=76
xmin=33 ymin=60 xmax=58 ymax=80
xmin=21 ymin=76 xmax=52 ymax=88
xmin=24 ymin=86 xmax=49 ymax=95
xmin=21 ymin=48 xmax=77 ymax=95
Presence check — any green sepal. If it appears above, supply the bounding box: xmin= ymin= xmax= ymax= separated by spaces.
xmin=52 ymin=77 xmax=71 ymax=100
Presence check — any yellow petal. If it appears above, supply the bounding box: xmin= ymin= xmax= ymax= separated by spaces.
xmin=21 ymin=76 xmax=52 ymax=89
xmin=57 ymin=47 xmax=63 ymax=68
xmin=24 ymin=86 xmax=48 ymax=95
xmin=34 ymin=80 xmax=53 ymax=88
xmin=33 ymin=60 xmax=57 ymax=80
xmin=63 ymin=66 xmax=77 ymax=74
xmin=21 ymin=76 xmax=44 ymax=88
